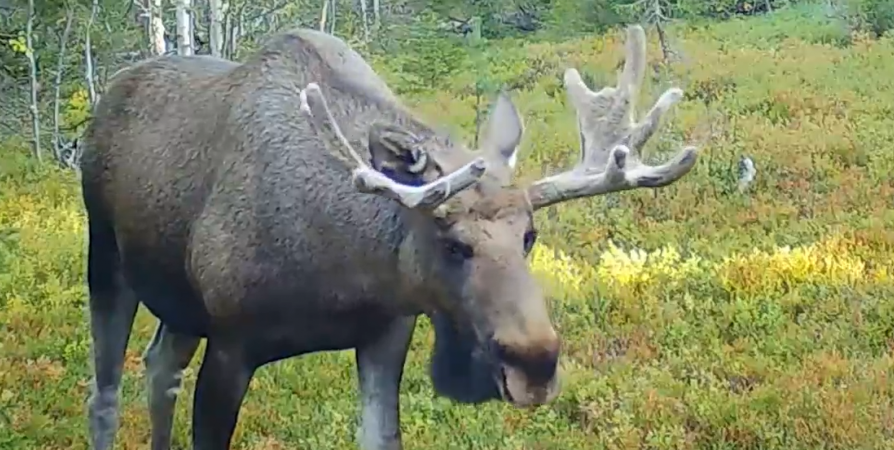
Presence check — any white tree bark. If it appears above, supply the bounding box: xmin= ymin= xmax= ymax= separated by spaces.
xmin=359 ymin=0 xmax=369 ymax=41
xmin=319 ymin=0 xmax=329 ymax=32
xmin=209 ymin=0 xmax=223 ymax=57
xmin=150 ymin=0 xmax=167 ymax=55
xmin=85 ymin=0 xmax=99 ymax=107
xmin=176 ymin=0 xmax=194 ymax=55
xmin=320 ymin=0 xmax=337 ymax=33
xmin=373 ymin=0 xmax=380 ymax=27
xmin=224 ymin=4 xmax=242 ymax=59
xmin=329 ymin=0 xmax=337 ymax=34
xmin=52 ymin=5 xmax=75 ymax=161
xmin=26 ymin=0 xmax=40 ymax=161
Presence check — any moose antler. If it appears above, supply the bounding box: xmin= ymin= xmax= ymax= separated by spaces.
xmin=299 ymin=82 xmax=487 ymax=210
xmin=526 ymin=25 xmax=699 ymax=210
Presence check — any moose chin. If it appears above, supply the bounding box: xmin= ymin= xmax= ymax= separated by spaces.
xmin=429 ymin=311 xmax=561 ymax=407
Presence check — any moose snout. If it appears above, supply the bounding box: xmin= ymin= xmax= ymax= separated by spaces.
xmin=492 ymin=332 xmax=561 ymax=407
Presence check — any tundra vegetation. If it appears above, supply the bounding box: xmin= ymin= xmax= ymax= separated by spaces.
xmin=1 ymin=0 xmax=894 ymax=449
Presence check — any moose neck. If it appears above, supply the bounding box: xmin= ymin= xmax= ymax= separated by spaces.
xmin=309 ymin=91 xmax=446 ymax=312
xmin=232 ymin=50 xmax=445 ymax=313
xmin=265 ymin=49 xmax=433 ymax=153
xmin=310 ymin=85 xmax=434 ymax=159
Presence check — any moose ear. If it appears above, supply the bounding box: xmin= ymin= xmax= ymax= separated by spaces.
xmin=368 ymin=124 xmax=430 ymax=187
xmin=480 ymin=91 xmax=524 ymax=170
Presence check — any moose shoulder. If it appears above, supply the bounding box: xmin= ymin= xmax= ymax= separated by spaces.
xmin=80 ymin=26 xmax=699 ymax=450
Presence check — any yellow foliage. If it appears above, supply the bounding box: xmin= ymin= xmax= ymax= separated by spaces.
xmin=595 ymin=241 xmax=706 ymax=294
xmin=0 ymin=189 xmax=86 ymax=312
xmin=64 ymin=88 xmax=91 ymax=131
xmin=529 ymin=234 xmax=889 ymax=302
xmin=716 ymin=235 xmax=870 ymax=296
xmin=6 ymin=35 xmax=28 ymax=55
xmin=529 ymin=245 xmax=597 ymax=302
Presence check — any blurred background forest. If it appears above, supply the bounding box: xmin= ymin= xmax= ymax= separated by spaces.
xmin=1 ymin=0 xmax=892 ymax=163
xmin=2 ymin=0 xmax=894 ymax=449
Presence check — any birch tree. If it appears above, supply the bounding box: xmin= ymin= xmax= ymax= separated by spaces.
xmin=223 ymin=1 xmax=242 ymax=59
xmin=85 ymin=0 xmax=99 ymax=107
xmin=319 ymin=0 xmax=337 ymax=34
xmin=149 ymin=0 xmax=167 ymax=55
xmin=176 ymin=0 xmax=194 ymax=55
xmin=52 ymin=4 xmax=75 ymax=162
xmin=618 ymin=0 xmax=675 ymax=62
xmin=25 ymin=0 xmax=40 ymax=161
xmin=319 ymin=0 xmax=329 ymax=32
xmin=209 ymin=0 xmax=223 ymax=56
xmin=373 ymin=0 xmax=379 ymax=27
xmin=359 ymin=0 xmax=369 ymax=42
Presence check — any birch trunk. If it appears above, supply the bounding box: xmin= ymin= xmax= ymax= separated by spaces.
xmin=319 ymin=0 xmax=329 ymax=32
xmin=26 ymin=0 xmax=40 ymax=161
xmin=176 ymin=0 xmax=193 ymax=56
xmin=373 ymin=0 xmax=380 ymax=27
xmin=359 ymin=0 xmax=369 ymax=41
xmin=330 ymin=0 xmax=337 ymax=34
xmin=150 ymin=0 xmax=166 ymax=55
xmin=209 ymin=0 xmax=223 ymax=57
xmin=85 ymin=0 xmax=99 ymax=107
xmin=229 ymin=5 xmax=243 ymax=59
xmin=52 ymin=6 xmax=75 ymax=161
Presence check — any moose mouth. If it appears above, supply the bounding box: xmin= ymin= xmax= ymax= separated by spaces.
xmin=493 ymin=361 xmax=559 ymax=408
xmin=496 ymin=366 xmax=515 ymax=404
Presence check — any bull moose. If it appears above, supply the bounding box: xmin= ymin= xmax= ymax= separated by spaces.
xmin=79 ymin=25 xmax=698 ymax=450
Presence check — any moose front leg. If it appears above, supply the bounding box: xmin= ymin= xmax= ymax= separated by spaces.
xmin=355 ymin=316 xmax=417 ymax=450
xmin=191 ymin=339 xmax=255 ymax=450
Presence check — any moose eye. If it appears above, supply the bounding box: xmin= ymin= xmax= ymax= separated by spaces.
xmin=443 ymin=238 xmax=474 ymax=262
xmin=523 ymin=230 xmax=538 ymax=255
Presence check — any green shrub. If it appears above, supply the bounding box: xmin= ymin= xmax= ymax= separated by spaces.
xmin=838 ymin=0 xmax=894 ymax=36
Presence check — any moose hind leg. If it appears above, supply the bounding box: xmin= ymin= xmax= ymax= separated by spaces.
xmin=143 ymin=321 xmax=201 ymax=450
xmin=191 ymin=339 xmax=255 ymax=450
xmin=86 ymin=218 xmax=139 ymax=450
xmin=355 ymin=316 xmax=417 ymax=450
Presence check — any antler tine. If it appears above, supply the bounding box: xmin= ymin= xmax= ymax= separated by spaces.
xmin=525 ymin=25 xmax=699 ymax=210
xmin=619 ymin=24 xmax=647 ymax=110
xmin=299 ymin=85 xmax=366 ymax=167
xmin=299 ymin=82 xmax=488 ymax=210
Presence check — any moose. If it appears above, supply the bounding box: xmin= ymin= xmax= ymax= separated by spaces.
xmin=79 ymin=25 xmax=698 ymax=450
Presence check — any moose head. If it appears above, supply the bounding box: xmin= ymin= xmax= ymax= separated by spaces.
xmin=299 ymin=24 xmax=698 ymax=408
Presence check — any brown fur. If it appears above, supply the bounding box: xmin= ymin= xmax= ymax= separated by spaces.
xmin=81 ymin=28 xmax=560 ymax=450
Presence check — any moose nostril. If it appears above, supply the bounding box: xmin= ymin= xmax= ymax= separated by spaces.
xmin=494 ymin=340 xmax=560 ymax=385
